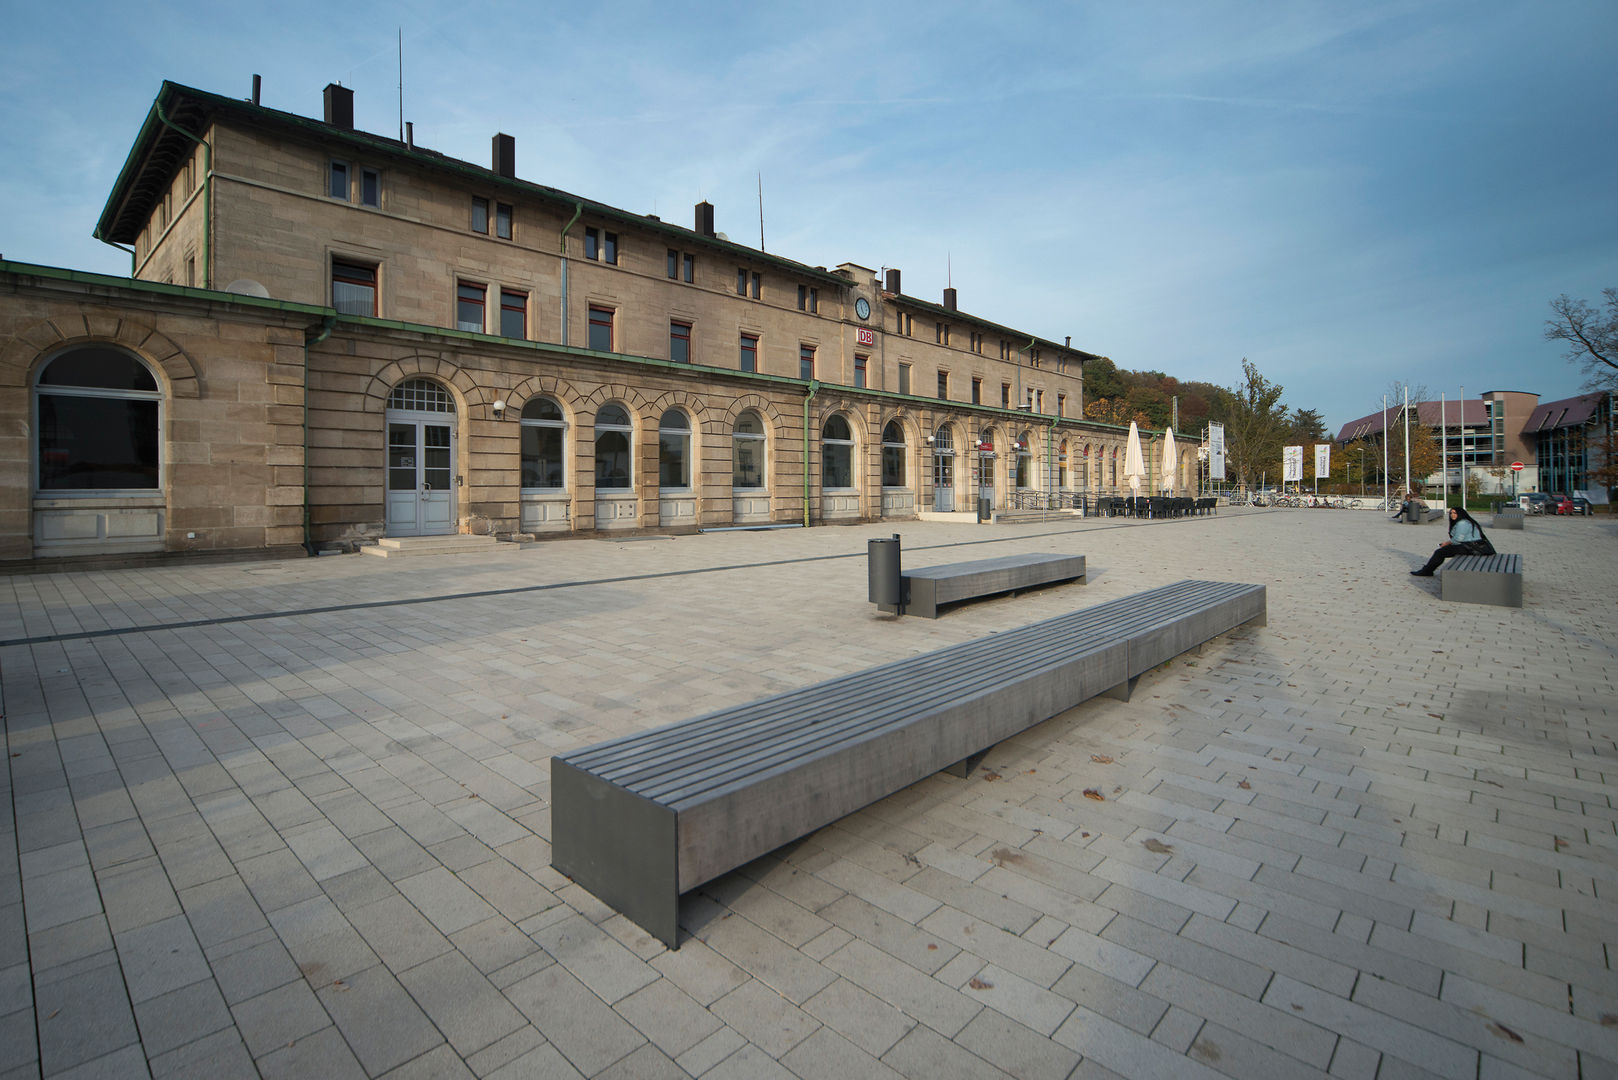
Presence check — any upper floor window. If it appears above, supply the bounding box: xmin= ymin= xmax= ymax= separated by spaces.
xmin=670 ymin=250 xmax=681 ymax=280
xmin=798 ymin=285 xmax=818 ymax=313
xmin=472 ymin=197 xmax=489 ymax=234
xmin=799 ymin=344 xmax=815 ymax=381
xmin=736 ymin=268 xmax=748 ymax=295
xmin=897 ymin=312 xmax=913 ymax=336
xmin=935 ymin=323 xmax=950 ymax=345
xmin=456 ymin=282 xmax=486 ymax=333
xmin=588 ymin=305 xmax=614 ymax=351
xmin=670 ymin=321 xmax=692 ymax=363
xmin=495 ymin=202 xmax=513 ymax=239
xmin=683 ymin=253 xmax=694 ymax=283
xmin=521 ymin=397 xmax=565 ymax=490
xmin=332 ymin=260 xmax=377 ymax=316
xmin=361 ymin=169 xmax=380 ymax=207
xmin=1057 ymin=393 xmax=1066 ymax=418
xmin=35 ymin=347 xmax=161 ymax=492
xmin=586 ymin=227 xmax=618 ymax=263
xmin=972 ymin=378 xmax=982 ymax=405
xmin=854 ymin=355 xmax=867 ymax=389
xmin=898 ymin=363 xmax=911 ymax=396
xmin=751 ymin=271 xmax=761 ymax=299
xmin=329 ymin=160 xmax=349 ymax=199
xmin=500 ymin=289 xmax=527 ymax=339
xmin=740 ymin=333 xmax=758 ymax=373
xmin=937 ymin=371 xmax=949 ymax=400
xmin=1001 ymin=383 xmax=1011 ymax=409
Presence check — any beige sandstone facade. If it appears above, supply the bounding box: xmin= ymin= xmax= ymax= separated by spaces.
xmin=0 ymin=80 xmax=1199 ymax=562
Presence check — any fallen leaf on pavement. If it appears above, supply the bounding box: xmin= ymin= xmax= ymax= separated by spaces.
xmin=1082 ymin=789 xmax=1104 ymax=801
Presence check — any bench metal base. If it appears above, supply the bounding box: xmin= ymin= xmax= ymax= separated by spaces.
xmin=1491 ymin=511 xmax=1524 ymax=530
xmin=877 ymin=552 xmax=1086 ymax=618
xmin=552 ymin=579 xmax=1266 ymax=948
xmin=1440 ymin=553 xmax=1522 ymax=607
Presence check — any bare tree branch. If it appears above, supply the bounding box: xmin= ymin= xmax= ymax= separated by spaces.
xmin=1545 ymin=289 xmax=1618 ymax=391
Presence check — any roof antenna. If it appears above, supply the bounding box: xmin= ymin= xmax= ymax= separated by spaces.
xmin=758 ymin=172 xmax=766 ymax=252
xmin=397 ymin=28 xmax=404 ymax=143
xmin=948 ymin=251 xmax=952 ymax=288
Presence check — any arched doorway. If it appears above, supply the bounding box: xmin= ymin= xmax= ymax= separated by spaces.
xmin=385 ymin=378 xmax=456 ymax=536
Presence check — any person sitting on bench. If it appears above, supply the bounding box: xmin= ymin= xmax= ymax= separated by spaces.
xmin=1411 ymin=507 xmax=1493 ymax=576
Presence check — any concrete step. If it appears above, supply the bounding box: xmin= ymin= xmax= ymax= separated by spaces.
xmin=359 ymin=534 xmax=513 ymax=558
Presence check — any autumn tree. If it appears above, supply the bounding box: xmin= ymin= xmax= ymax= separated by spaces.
xmin=1220 ymin=359 xmax=1288 ymax=487
xmin=1545 ymin=288 xmax=1618 ymax=392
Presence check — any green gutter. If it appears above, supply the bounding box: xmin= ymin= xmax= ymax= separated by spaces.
xmin=803 ymin=382 xmax=819 ymax=527
xmin=153 ymin=100 xmax=211 ymax=288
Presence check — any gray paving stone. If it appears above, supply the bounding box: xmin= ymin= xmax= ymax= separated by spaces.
xmin=780 ymin=1027 xmax=907 ymax=1080
xmin=318 ymin=963 xmax=445 ymax=1075
xmin=146 ymin=1027 xmax=256 ymax=1080
xmin=35 ymin=960 xmax=140 ymax=1074
xmin=1054 ymin=1004 xmax=1229 ymax=1080
xmin=0 ymin=1008 xmax=37 ymax=1073
xmin=1262 ymin=974 xmax=1478 ymax=1077
xmin=253 ymin=1023 xmax=366 ymax=1080
xmin=529 ymin=913 xmax=658 ymax=1005
xmin=503 ymin=963 xmax=646 ymax=1076
xmin=824 ymin=939 xmax=981 ymax=1038
xmin=880 ymin=1023 xmax=1016 ymax=1080
xmin=688 ymin=901 xmax=836 ymax=1005
xmin=711 ymin=978 xmax=822 ymax=1057
xmin=347 ymin=893 xmax=455 ymax=973
xmin=398 ymin=951 xmax=526 ymax=1056
xmin=612 ymin=977 xmax=722 ymax=1060
xmin=230 ymin=980 xmax=332 ymax=1058
xmin=463 ymin=1024 xmax=545 ymax=1077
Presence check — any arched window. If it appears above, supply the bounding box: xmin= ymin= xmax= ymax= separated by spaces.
xmin=733 ymin=411 xmax=765 ymax=489
xmin=881 ymin=420 xmax=906 ymax=487
xmin=1015 ymin=430 xmax=1034 ymax=488
xmin=520 ymin=397 xmax=565 ymax=490
xmin=659 ymin=409 xmax=691 ymax=489
xmin=595 ymin=404 xmax=632 ymax=490
xmin=387 ymin=378 xmax=454 ymax=413
xmin=36 ymin=346 xmax=161 ymax=491
xmin=822 ymin=415 xmax=854 ymax=489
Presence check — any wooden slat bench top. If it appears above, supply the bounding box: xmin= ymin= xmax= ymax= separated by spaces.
xmin=552 ymin=578 xmax=1266 ymax=947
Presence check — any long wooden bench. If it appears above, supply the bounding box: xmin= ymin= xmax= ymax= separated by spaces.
xmin=1491 ymin=509 xmax=1525 ymax=530
xmin=550 ymin=579 xmax=1266 ymax=947
xmin=1440 ymin=553 xmax=1522 ymax=607
xmin=875 ymin=551 xmax=1085 ymax=618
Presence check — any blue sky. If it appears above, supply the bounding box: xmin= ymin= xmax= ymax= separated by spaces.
xmin=2 ymin=1 xmax=1614 ymax=432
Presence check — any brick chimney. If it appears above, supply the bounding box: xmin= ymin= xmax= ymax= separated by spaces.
xmin=492 ymin=133 xmax=515 ymax=178
xmin=323 ymin=83 xmax=353 ymax=130
xmin=695 ymin=201 xmax=715 ymax=238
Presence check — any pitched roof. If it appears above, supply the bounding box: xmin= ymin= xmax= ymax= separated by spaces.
xmin=1334 ymin=399 xmax=1487 ymax=442
xmin=1524 ymin=392 xmax=1605 ymax=433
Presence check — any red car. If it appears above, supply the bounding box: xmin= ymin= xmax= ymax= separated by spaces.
xmin=1552 ymin=495 xmax=1575 ymax=515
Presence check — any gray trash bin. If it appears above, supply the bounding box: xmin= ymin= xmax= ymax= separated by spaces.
xmin=868 ymin=535 xmax=902 ymax=609
xmin=977 ymin=497 xmax=992 ymax=523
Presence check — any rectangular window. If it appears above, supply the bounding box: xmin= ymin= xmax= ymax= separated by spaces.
xmin=799 ymin=344 xmax=815 ymax=380
xmin=809 ymin=287 xmax=818 ymax=313
xmin=668 ymin=249 xmax=679 ymax=279
xmin=329 ymin=160 xmax=349 ymax=200
xmin=500 ymin=289 xmax=527 ymax=339
xmin=495 ymin=202 xmax=512 ymax=239
xmin=331 ymin=260 xmax=376 ymax=316
xmin=456 ymin=281 xmax=486 ymax=333
xmin=898 ymin=364 xmax=911 ymax=395
xmin=1057 ymin=394 xmax=1066 ymax=417
xmin=472 ymin=196 xmax=489 ymax=233
xmin=740 ymin=333 xmax=758 ymax=373
xmin=854 ymin=355 xmax=868 ymax=388
xmin=585 ymin=226 xmax=599 ymax=260
xmin=361 ymin=169 xmax=380 ymax=207
xmin=936 ymin=323 xmax=944 ymax=344
xmin=937 ymin=371 xmax=949 ymax=400
xmin=972 ymin=378 xmax=982 ymax=405
xmin=683 ymin=253 xmax=694 ymax=283
xmin=185 ymin=256 xmax=195 ymax=287
xmin=588 ymin=305 xmax=614 ymax=351
xmin=604 ymin=231 xmax=618 ymax=264
xmin=798 ymin=285 xmax=808 ymax=311
xmin=1002 ymin=383 xmax=1011 ymax=409
xmin=737 ymin=267 xmax=748 ymax=295
xmin=751 ymin=272 xmax=761 ymax=299
xmin=670 ymin=320 xmax=692 ymax=363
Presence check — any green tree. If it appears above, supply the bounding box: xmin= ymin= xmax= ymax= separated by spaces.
xmin=1545 ymin=289 xmax=1618 ymax=392
xmin=1222 ymin=359 xmax=1288 ymax=487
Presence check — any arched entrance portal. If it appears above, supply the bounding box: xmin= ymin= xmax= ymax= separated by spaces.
xmin=384 ymin=379 xmax=457 ymax=536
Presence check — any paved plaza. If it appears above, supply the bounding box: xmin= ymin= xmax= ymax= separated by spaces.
xmin=2 ymin=507 xmax=1615 ymax=1080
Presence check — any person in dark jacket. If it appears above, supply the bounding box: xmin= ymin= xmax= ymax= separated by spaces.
xmin=1411 ymin=507 xmax=1491 ymax=576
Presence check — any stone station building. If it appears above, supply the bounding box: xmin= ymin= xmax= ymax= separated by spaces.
xmin=1 ymin=80 xmax=1199 ymax=563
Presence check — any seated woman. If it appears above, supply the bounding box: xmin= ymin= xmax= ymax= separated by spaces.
xmin=1411 ymin=507 xmax=1492 ymax=576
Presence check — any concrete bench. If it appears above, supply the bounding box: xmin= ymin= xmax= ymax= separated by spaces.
xmin=1441 ymin=553 xmax=1522 ymax=607
xmin=550 ymin=579 xmax=1267 ymax=947
xmin=1403 ymin=506 xmax=1443 ymax=523
xmin=876 ymin=551 xmax=1085 ymax=618
xmin=1492 ymin=509 xmax=1524 ymax=530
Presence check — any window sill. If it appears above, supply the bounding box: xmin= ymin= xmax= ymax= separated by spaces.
xmin=35 ymin=492 xmax=164 ymax=506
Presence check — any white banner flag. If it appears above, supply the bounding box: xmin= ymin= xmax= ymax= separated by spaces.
xmin=1314 ymin=443 xmax=1331 ymax=478
xmin=1207 ymin=423 xmax=1226 ymax=480
xmin=1283 ymin=445 xmax=1304 ymax=482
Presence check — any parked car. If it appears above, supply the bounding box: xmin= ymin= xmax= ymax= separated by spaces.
xmin=1568 ymin=495 xmax=1594 ymax=515
xmin=1552 ymin=495 xmax=1575 ymax=515
xmin=1519 ymin=492 xmax=1555 ymax=515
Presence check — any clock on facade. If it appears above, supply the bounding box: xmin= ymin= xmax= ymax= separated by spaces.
xmin=855 ymin=296 xmax=871 ymax=320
